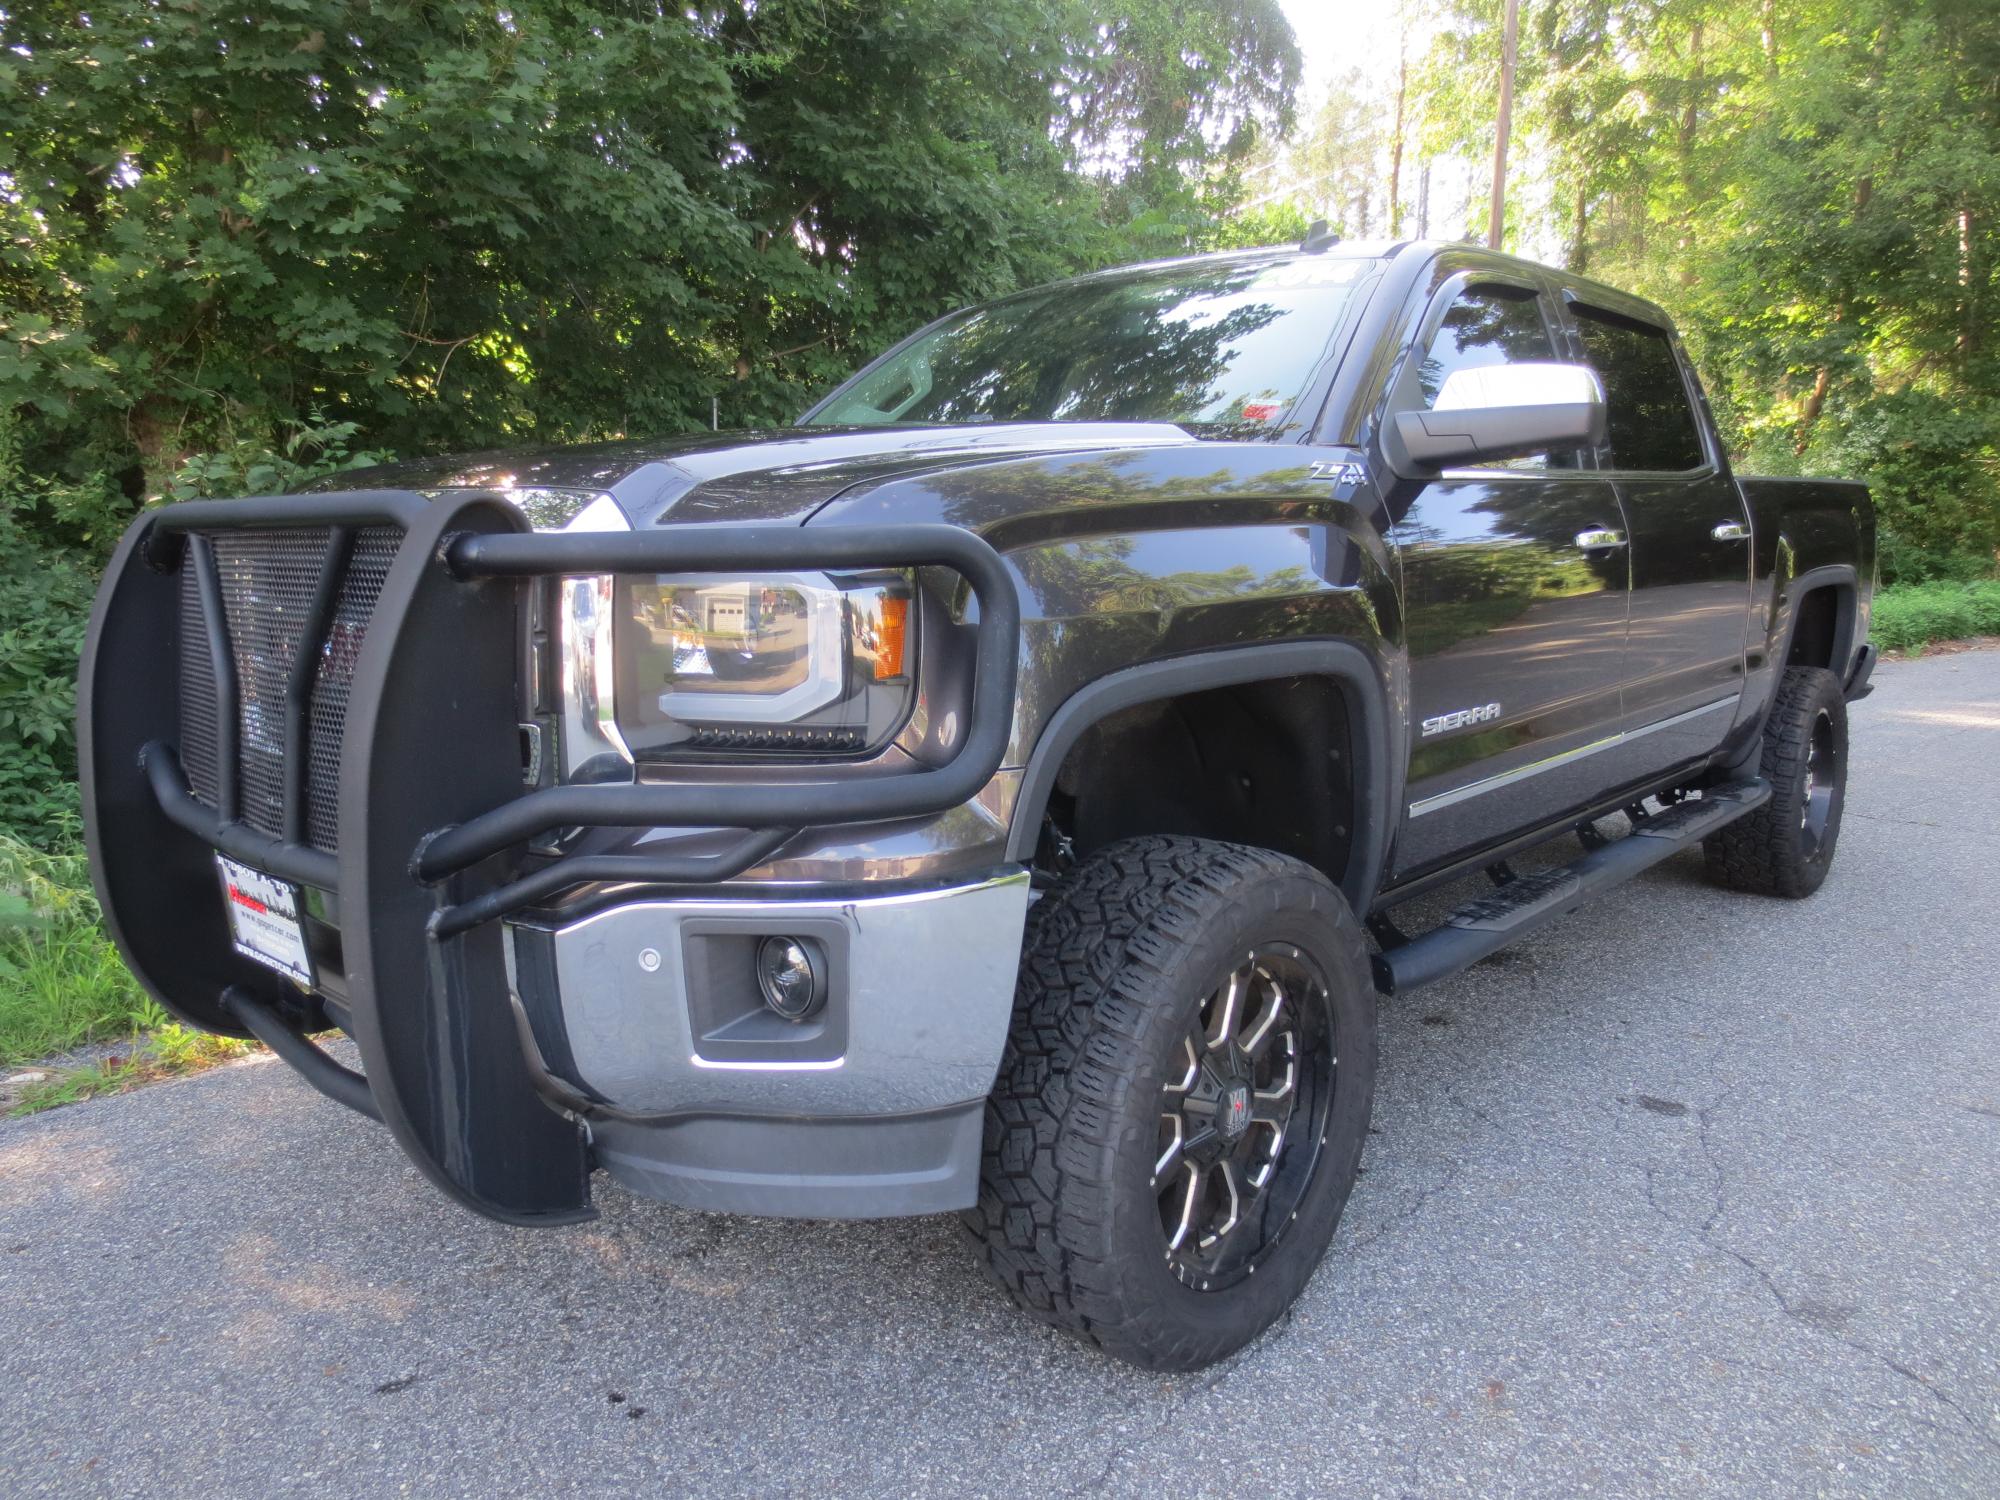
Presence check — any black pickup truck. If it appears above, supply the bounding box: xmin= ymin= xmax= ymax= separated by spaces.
xmin=79 ymin=235 xmax=1875 ymax=1371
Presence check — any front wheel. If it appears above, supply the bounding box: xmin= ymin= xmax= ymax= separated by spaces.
xmin=1704 ymin=665 xmax=1849 ymax=897
xmin=961 ymin=836 xmax=1375 ymax=1371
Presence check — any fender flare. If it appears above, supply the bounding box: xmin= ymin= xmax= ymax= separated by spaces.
xmin=1757 ymin=559 xmax=1863 ymax=711
xmin=1717 ymin=559 xmax=1863 ymax=775
xmin=1774 ymin=562 xmax=1864 ymax=671
xmin=1002 ymin=640 xmax=1402 ymax=913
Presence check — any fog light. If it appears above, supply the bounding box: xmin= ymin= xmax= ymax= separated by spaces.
xmin=755 ymin=936 xmax=825 ymax=1021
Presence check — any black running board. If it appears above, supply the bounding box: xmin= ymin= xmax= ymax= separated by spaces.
xmin=1372 ymin=778 xmax=1772 ymax=995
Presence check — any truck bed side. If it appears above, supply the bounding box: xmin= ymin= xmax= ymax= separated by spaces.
xmin=1731 ymin=475 xmax=1876 ymax=745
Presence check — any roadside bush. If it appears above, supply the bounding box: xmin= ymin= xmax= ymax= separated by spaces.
xmin=0 ymin=512 xmax=99 ymax=849
xmin=0 ymin=415 xmax=390 ymax=852
xmin=1872 ymin=579 xmax=2000 ymax=652
xmin=1808 ymin=392 xmax=2000 ymax=585
xmin=1875 ymin=534 xmax=1997 ymax=588
xmin=1734 ymin=390 xmax=2000 ymax=589
xmin=164 ymin=416 xmax=392 ymax=505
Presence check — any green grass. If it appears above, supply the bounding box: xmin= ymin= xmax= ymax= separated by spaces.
xmin=1 ymin=834 xmax=252 ymax=1113
xmin=0 ymin=836 xmax=144 ymax=1062
xmin=1872 ymin=578 xmax=2000 ymax=653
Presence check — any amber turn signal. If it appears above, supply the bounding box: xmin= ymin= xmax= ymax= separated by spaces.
xmin=874 ymin=594 xmax=909 ymax=681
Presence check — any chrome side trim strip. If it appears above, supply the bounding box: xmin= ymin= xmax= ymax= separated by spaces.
xmin=1407 ymin=697 xmax=1738 ymax=818
xmin=1408 ymin=733 xmax=1622 ymax=818
xmin=1624 ymin=694 xmax=1741 ymax=742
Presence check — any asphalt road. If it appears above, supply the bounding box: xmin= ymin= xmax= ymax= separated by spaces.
xmin=4 ymin=650 xmax=1998 ymax=1499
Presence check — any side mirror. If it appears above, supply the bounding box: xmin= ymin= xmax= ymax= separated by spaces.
xmin=1387 ymin=362 xmax=1607 ymax=476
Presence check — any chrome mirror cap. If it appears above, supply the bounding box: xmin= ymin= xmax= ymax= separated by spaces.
xmin=1388 ymin=361 xmax=1607 ymax=477
xmin=1433 ymin=360 xmax=1603 ymax=414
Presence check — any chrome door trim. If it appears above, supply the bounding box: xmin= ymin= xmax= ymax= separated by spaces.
xmin=1407 ymin=696 xmax=1737 ymax=818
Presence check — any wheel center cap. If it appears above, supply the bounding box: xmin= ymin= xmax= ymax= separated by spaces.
xmin=1221 ymin=1084 xmax=1251 ymax=1139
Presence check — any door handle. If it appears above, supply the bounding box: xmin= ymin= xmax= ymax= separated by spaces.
xmin=1711 ymin=520 xmax=1750 ymax=542
xmin=1574 ymin=528 xmax=1627 ymax=550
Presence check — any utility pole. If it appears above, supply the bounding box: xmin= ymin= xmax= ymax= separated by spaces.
xmin=1488 ymin=0 xmax=1519 ymax=250
xmin=1389 ymin=39 xmax=1408 ymax=238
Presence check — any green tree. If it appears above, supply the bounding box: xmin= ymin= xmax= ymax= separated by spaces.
xmin=0 ymin=0 xmax=1302 ymax=847
xmin=1 ymin=1 xmax=1302 ymax=509
xmin=1414 ymin=0 xmax=2000 ymax=576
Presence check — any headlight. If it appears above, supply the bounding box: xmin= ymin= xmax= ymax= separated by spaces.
xmin=568 ymin=570 xmax=913 ymax=766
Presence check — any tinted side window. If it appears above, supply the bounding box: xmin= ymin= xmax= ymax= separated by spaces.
xmin=1417 ymin=285 xmax=1554 ymax=405
xmin=1415 ymin=285 xmax=1578 ymax=470
xmin=1573 ymin=307 xmax=1705 ymax=471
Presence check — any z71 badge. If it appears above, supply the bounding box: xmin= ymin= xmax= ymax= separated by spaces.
xmin=1308 ymin=460 xmax=1367 ymax=486
xmin=1421 ymin=702 xmax=1502 ymax=737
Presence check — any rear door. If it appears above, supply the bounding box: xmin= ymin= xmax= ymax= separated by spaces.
xmin=1385 ymin=271 xmax=1632 ymax=877
xmin=1561 ymin=297 xmax=1751 ymax=775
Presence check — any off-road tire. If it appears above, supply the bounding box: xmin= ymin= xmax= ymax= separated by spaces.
xmin=1704 ymin=665 xmax=1848 ymax=897
xmin=960 ymin=835 xmax=1375 ymax=1371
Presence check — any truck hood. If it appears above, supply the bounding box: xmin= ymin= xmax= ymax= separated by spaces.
xmin=315 ymin=422 xmax=1198 ymax=529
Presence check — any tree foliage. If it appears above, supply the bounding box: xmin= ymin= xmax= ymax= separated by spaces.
xmin=1 ymin=1 xmax=1298 ymax=505
xmin=1412 ymin=0 xmax=2000 ymax=577
xmin=0 ymin=0 xmax=1299 ymax=847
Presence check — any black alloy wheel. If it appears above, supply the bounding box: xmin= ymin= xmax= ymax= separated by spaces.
xmin=1705 ymin=664 xmax=1849 ymax=898
xmin=1154 ymin=946 xmax=1335 ymax=1291
xmin=1798 ymin=704 xmax=1841 ymax=857
xmin=963 ymin=836 xmax=1376 ymax=1371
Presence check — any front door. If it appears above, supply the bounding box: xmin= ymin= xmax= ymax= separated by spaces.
xmin=1384 ymin=276 xmax=1632 ymax=877
xmin=1563 ymin=299 xmax=1752 ymax=777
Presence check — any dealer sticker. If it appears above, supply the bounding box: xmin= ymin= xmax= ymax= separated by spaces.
xmin=215 ymin=855 xmax=314 ymax=987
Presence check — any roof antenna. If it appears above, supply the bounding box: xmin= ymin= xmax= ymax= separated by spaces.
xmin=1300 ymin=219 xmax=1340 ymax=254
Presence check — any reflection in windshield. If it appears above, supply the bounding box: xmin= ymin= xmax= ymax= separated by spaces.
xmin=807 ymin=257 xmax=1371 ymax=437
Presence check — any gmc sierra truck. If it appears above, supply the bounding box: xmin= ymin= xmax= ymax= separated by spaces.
xmin=79 ymin=234 xmax=1876 ymax=1371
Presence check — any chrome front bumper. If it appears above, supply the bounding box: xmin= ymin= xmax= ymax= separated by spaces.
xmin=504 ymin=869 xmax=1032 ymax=1217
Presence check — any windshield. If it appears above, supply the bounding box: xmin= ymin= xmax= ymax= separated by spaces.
xmin=804 ymin=256 xmax=1373 ymax=437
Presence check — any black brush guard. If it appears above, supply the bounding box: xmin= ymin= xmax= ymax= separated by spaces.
xmin=78 ymin=489 xmax=1019 ymax=1225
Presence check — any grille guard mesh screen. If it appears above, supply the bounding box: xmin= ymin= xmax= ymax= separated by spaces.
xmin=176 ymin=525 xmax=403 ymax=853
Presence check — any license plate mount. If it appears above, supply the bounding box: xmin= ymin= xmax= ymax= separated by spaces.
xmin=214 ymin=855 xmax=315 ymax=987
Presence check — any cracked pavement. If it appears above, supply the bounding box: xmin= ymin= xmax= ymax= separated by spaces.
xmin=3 ymin=648 xmax=1997 ymax=1497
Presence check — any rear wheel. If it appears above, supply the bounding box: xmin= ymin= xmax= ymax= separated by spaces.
xmin=1704 ymin=665 xmax=1848 ymax=897
xmin=961 ymin=836 xmax=1375 ymax=1371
